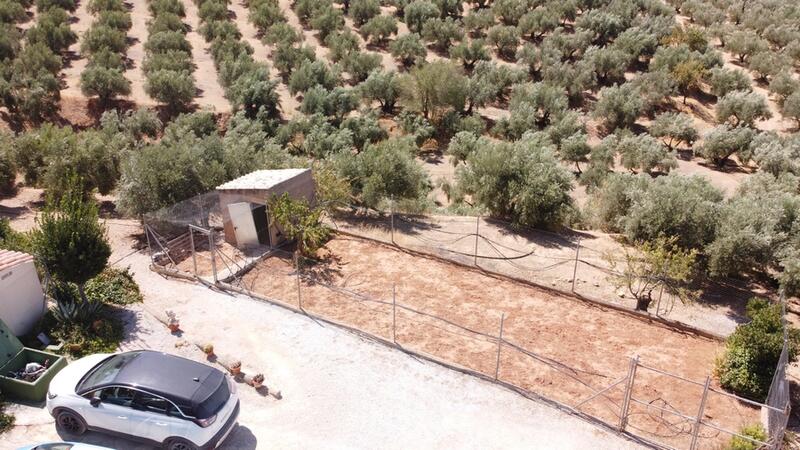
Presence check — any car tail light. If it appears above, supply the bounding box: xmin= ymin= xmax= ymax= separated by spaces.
xmin=195 ymin=414 xmax=217 ymax=428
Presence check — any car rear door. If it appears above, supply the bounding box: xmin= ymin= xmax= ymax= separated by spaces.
xmin=130 ymin=391 xmax=191 ymax=444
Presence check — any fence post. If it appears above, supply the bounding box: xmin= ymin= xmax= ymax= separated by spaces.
xmin=689 ymin=376 xmax=711 ymax=450
xmin=474 ymin=216 xmax=481 ymax=267
xmin=571 ymin=238 xmax=581 ymax=293
xmin=390 ymin=196 xmax=395 ymax=244
xmin=208 ymin=228 xmax=217 ymax=283
xmin=618 ymin=355 xmax=639 ymax=432
xmin=295 ymin=253 xmax=302 ymax=310
xmin=144 ymin=224 xmax=154 ymax=264
xmin=494 ymin=313 xmax=505 ymax=380
xmin=392 ymin=283 xmax=397 ymax=344
xmin=189 ymin=227 xmax=198 ymax=277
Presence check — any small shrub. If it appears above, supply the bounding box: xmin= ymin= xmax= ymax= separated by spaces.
xmin=85 ymin=267 xmax=143 ymax=305
xmin=727 ymin=424 xmax=767 ymax=450
xmin=717 ymin=298 xmax=800 ymax=401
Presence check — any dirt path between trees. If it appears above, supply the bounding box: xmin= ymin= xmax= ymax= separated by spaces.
xmin=227 ymin=0 xmax=298 ymax=117
xmin=180 ymin=0 xmax=231 ymax=112
xmin=61 ymin=0 xmax=93 ymax=105
xmin=125 ymin=0 xmax=156 ymax=106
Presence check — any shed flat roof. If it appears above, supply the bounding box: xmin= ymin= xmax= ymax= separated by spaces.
xmin=216 ymin=168 xmax=310 ymax=191
xmin=0 ymin=250 xmax=34 ymax=273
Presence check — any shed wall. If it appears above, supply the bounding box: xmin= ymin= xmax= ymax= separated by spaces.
xmin=0 ymin=260 xmax=45 ymax=336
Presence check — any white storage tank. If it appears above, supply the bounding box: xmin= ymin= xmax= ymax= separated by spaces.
xmin=0 ymin=250 xmax=45 ymax=336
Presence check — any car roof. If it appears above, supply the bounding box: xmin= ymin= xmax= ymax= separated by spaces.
xmin=109 ymin=351 xmax=224 ymax=411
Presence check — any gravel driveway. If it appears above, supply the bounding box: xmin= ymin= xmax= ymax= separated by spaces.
xmin=2 ymin=222 xmax=644 ymax=449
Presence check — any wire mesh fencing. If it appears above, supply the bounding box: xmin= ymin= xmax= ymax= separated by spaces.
xmin=142 ymin=197 xmax=791 ymax=450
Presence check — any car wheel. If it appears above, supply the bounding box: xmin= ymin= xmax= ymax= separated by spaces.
xmin=55 ymin=409 xmax=86 ymax=435
xmin=164 ymin=438 xmax=199 ymax=450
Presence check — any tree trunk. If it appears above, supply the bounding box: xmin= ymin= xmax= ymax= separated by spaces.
xmin=635 ymin=295 xmax=652 ymax=311
xmin=78 ymin=283 xmax=89 ymax=304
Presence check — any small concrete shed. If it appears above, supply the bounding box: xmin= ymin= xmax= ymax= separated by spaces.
xmin=0 ymin=250 xmax=45 ymax=336
xmin=216 ymin=168 xmax=315 ymax=249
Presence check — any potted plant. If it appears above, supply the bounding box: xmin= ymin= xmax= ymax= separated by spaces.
xmin=202 ymin=343 xmax=214 ymax=357
xmin=252 ymin=373 xmax=264 ymax=389
xmin=229 ymin=361 xmax=241 ymax=376
xmin=166 ymin=310 xmax=180 ymax=332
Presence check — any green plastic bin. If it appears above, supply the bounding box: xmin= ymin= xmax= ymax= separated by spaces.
xmin=0 ymin=318 xmax=67 ymax=403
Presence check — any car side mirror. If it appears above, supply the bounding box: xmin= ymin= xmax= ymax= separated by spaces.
xmin=90 ymin=397 xmax=101 ymax=407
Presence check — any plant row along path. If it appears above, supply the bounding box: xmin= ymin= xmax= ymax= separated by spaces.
xmin=224 ymin=0 xmax=295 ymax=117
xmin=60 ymin=0 xmax=92 ymax=104
xmin=125 ymin=0 xmax=154 ymax=106
xmin=180 ymin=0 xmax=229 ymax=111
xmin=0 ymin=0 xmax=79 ymax=126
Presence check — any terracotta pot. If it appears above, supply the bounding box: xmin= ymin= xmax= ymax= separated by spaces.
xmin=230 ymin=366 xmax=241 ymax=376
xmin=168 ymin=322 xmax=180 ymax=332
xmin=253 ymin=380 xmax=263 ymax=389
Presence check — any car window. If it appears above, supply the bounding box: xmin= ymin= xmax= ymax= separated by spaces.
xmin=100 ymin=386 xmax=136 ymax=407
xmin=33 ymin=445 xmax=74 ymax=450
xmin=134 ymin=391 xmax=181 ymax=416
xmin=78 ymin=351 xmax=142 ymax=392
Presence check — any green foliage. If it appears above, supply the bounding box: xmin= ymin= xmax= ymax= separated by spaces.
xmin=592 ymin=83 xmax=643 ymax=132
xmin=446 ymin=131 xmax=484 ymax=166
xmin=142 ymin=50 xmax=193 ymax=74
xmin=768 ymin=71 xmax=800 ymax=104
xmin=717 ymin=298 xmax=799 ymax=401
xmin=602 ymin=132 xmax=677 ymax=175
xmin=504 ymin=82 xmax=568 ymax=138
xmin=33 ymin=177 xmax=110 ymax=302
xmin=421 ymin=17 xmax=463 ymax=51
xmin=144 ymin=69 xmax=196 ymax=110
xmin=341 ymin=50 xmax=382 ymax=82
xmin=403 ymin=0 xmax=438 ymax=33
xmin=0 ymin=396 xmax=14 ymax=433
xmin=288 ymin=60 xmax=340 ymax=94
xmin=716 ymin=90 xmax=772 ymax=128
xmin=649 ymin=112 xmax=698 ymax=150
xmin=334 ymin=137 xmax=430 ymax=208
xmin=727 ymin=424 xmax=767 ymax=450
xmin=358 ymin=69 xmax=400 ymax=113
xmin=42 ymin=309 xmax=124 ymax=358
xmin=707 ymin=173 xmax=800 ymax=278
xmin=96 ymin=11 xmax=132 ymax=31
xmin=117 ymin=113 xmax=228 ymax=216
xmin=456 ymin=133 xmax=574 ymax=227
xmin=80 ymin=65 xmax=131 ymax=104
xmin=607 ymin=236 xmax=698 ymax=311
xmin=360 ymin=15 xmax=397 ymax=46
xmin=389 ymin=33 xmax=427 ymax=67
xmin=696 ymin=124 xmax=755 ymax=167
xmin=486 ymin=25 xmax=519 ymax=60
xmin=623 ymin=174 xmax=723 ymax=249
xmin=350 ymin=0 xmax=380 ymax=26
xmin=449 ymin=39 xmax=490 ymax=70
xmin=400 ymin=61 xmax=467 ymax=123
xmin=145 ymin=30 xmax=192 ymax=54
xmin=26 ymin=7 xmax=77 ymax=53
xmin=726 ymin=30 xmax=768 ymax=63
xmin=81 ymin=24 xmax=127 ymax=55
xmin=309 ymin=5 xmax=344 ymax=41
xmin=783 ymin=91 xmax=800 ymax=126
xmin=85 ymin=267 xmax=143 ymax=305
xmin=268 ymin=192 xmax=330 ymax=257
xmin=0 ymin=134 xmax=15 ymax=194
xmin=491 ymin=0 xmax=526 ymax=25
xmin=325 ymin=29 xmax=359 ymax=62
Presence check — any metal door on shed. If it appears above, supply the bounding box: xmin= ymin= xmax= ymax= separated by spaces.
xmin=227 ymin=202 xmax=260 ymax=248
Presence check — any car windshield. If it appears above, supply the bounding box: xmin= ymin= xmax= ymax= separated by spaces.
xmin=77 ymin=352 xmax=142 ymax=393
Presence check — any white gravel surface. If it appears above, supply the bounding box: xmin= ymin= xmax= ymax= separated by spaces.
xmin=2 ymin=222 xmax=644 ymax=449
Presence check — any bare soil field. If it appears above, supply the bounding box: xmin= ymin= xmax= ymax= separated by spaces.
xmin=238 ymin=235 xmax=760 ymax=449
xmin=181 ymin=0 xmax=231 ymax=112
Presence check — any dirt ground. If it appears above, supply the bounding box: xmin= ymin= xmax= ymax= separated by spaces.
xmin=3 ymin=219 xmax=646 ymax=450
xmin=240 ymin=235 xmax=761 ymax=449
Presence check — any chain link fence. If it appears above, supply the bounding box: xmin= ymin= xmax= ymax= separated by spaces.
xmin=142 ymin=197 xmax=791 ymax=450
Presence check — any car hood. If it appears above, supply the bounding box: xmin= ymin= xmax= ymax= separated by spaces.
xmin=48 ymin=353 xmax=111 ymax=397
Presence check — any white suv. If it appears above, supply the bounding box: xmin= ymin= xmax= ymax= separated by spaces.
xmin=46 ymin=351 xmax=239 ymax=450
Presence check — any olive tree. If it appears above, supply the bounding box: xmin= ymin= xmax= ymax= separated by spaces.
xmin=707 ymin=66 xmax=751 ymax=98
xmin=601 ymin=131 xmax=677 ymax=175
xmin=80 ymin=66 xmax=131 ymax=106
xmin=358 ymin=70 xmax=400 ymax=113
xmin=649 ymin=112 xmax=698 ymax=150
xmin=449 ymin=39 xmax=490 ymax=70
xmin=389 ymin=33 xmax=427 ymax=67
xmin=350 ymin=0 xmax=380 ymax=26
xmin=421 ymin=17 xmax=463 ymax=51
xmin=403 ymin=0 xmax=438 ymax=33
xmin=715 ymin=90 xmax=771 ymax=127
xmin=144 ymin=69 xmax=196 ymax=111
xmin=456 ymin=132 xmax=574 ymax=227
xmin=486 ymin=24 xmax=519 ymax=60
xmin=592 ymin=83 xmax=643 ymax=132
xmin=360 ymin=15 xmax=397 ymax=46
xmin=696 ymin=124 xmax=755 ymax=167
xmin=399 ymin=61 xmax=467 ymax=122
